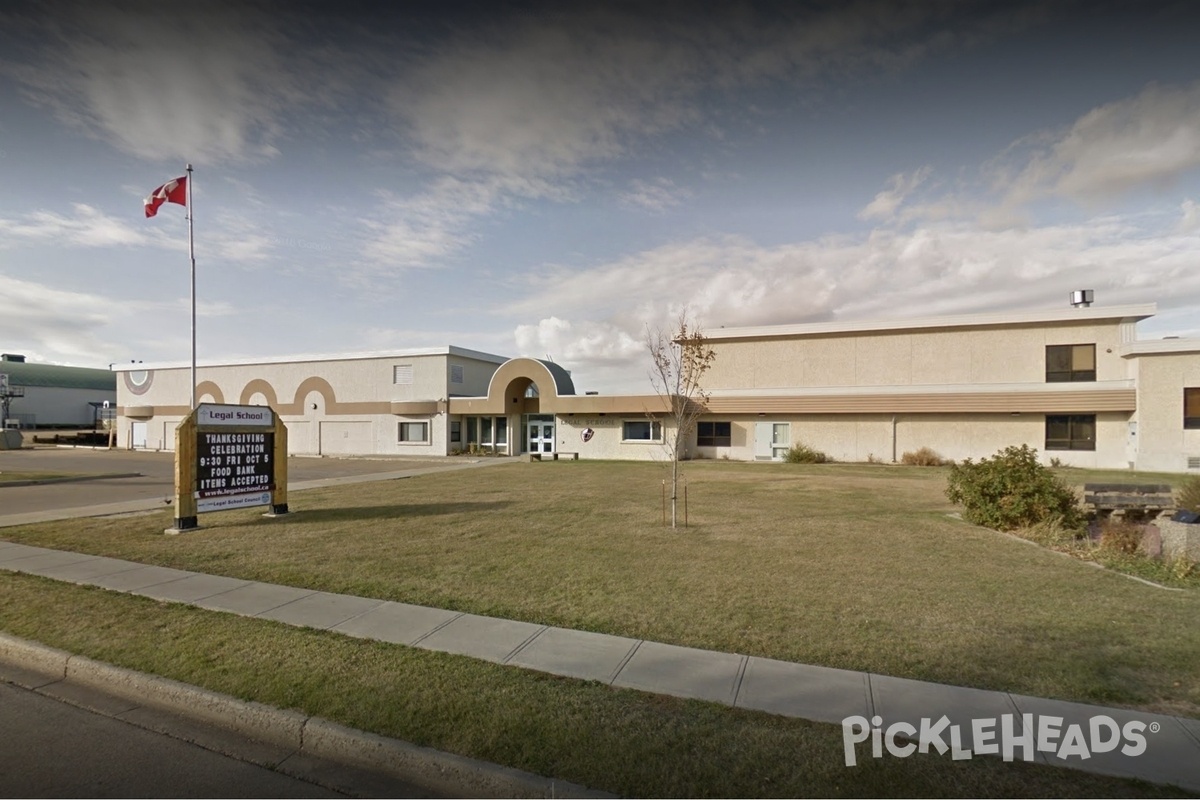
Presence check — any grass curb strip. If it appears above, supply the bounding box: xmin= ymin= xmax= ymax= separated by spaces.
xmin=0 ymin=631 xmax=612 ymax=799
xmin=0 ymin=472 xmax=142 ymax=488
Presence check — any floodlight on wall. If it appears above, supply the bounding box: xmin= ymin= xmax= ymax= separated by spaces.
xmin=1070 ymin=289 xmax=1094 ymax=308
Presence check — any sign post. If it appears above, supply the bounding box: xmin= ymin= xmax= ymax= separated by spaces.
xmin=168 ymin=403 xmax=288 ymax=533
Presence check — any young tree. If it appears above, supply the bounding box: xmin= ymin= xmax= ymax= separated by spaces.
xmin=646 ymin=313 xmax=716 ymax=528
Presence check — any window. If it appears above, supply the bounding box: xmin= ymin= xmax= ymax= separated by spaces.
xmin=1045 ymin=415 xmax=1095 ymax=451
xmin=1046 ymin=344 xmax=1096 ymax=382
xmin=450 ymin=421 xmax=461 ymax=444
xmin=480 ymin=416 xmax=492 ymax=443
xmin=1186 ymin=389 xmax=1200 ymax=429
xmin=623 ymin=420 xmax=662 ymax=442
xmin=398 ymin=421 xmax=429 ymax=443
xmin=449 ymin=364 xmax=464 ymax=384
xmin=697 ymin=421 xmax=732 ymax=447
xmin=393 ymin=364 xmax=413 ymax=385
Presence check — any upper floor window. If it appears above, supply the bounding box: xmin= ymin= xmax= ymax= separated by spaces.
xmin=393 ymin=364 xmax=413 ymax=385
xmin=1186 ymin=388 xmax=1200 ymax=429
xmin=449 ymin=364 xmax=464 ymax=384
xmin=1046 ymin=344 xmax=1095 ymax=382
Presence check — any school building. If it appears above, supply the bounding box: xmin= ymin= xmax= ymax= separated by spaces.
xmin=113 ymin=302 xmax=1200 ymax=472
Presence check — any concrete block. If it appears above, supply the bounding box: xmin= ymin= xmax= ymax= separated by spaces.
xmin=736 ymin=657 xmax=872 ymax=724
xmin=330 ymin=601 xmax=462 ymax=646
xmin=1009 ymin=693 xmax=1200 ymax=792
xmin=505 ymin=627 xmax=638 ymax=683
xmin=612 ymin=641 xmax=745 ymax=705
xmin=1159 ymin=520 xmax=1200 ymax=562
xmin=414 ymin=614 xmax=545 ymax=664
xmin=256 ymin=592 xmax=384 ymax=630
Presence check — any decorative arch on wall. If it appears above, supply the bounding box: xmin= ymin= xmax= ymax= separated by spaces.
xmin=291 ymin=376 xmax=337 ymax=414
xmin=239 ymin=379 xmax=279 ymax=408
xmin=483 ymin=358 xmax=576 ymax=414
xmin=194 ymin=381 xmax=225 ymax=404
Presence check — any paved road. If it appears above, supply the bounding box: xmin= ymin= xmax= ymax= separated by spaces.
xmin=0 ymin=447 xmax=475 ymax=518
xmin=0 ymin=680 xmax=347 ymax=798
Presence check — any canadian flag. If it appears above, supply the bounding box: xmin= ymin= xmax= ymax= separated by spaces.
xmin=144 ymin=176 xmax=187 ymax=218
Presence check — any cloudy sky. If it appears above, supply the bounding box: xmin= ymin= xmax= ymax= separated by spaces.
xmin=1 ymin=0 xmax=1198 ymax=392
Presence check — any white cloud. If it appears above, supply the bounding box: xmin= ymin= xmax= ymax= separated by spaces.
xmin=996 ymin=81 xmax=1200 ymax=209
xmin=858 ymin=166 xmax=932 ymax=221
xmin=1178 ymin=198 xmax=1200 ymax=233
xmin=0 ymin=203 xmax=148 ymax=247
xmin=620 ymin=178 xmax=691 ymax=212
xmin=1 ymin=3 xmax=323 ymax=163
xmin=504 ymin=211 xmax=1200 ymax=392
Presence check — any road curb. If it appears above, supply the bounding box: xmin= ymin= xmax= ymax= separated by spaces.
xmin=0 ymin=631 xmax=611 ymax=799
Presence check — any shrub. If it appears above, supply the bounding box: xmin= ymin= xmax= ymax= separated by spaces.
xmin=900 ymin=447 xmax=946 ymax=467
xmin=945 ymin=444 xmax=1084 ymax=532
xmin=1098 ymin=520 xmax=1142 ymax=555
xmin=785 ymin=443 xmax=830 ymax=464
xmin=1176 ymin=476 xmax=1200 ymax=514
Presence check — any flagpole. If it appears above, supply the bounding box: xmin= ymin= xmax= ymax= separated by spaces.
xmin=187 ymin=163 xmax=196 ymax=410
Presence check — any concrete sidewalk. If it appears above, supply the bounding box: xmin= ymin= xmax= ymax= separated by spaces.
xmin=1 ymin=538 xmax=1198 ymax=793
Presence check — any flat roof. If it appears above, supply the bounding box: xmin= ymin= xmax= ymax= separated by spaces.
xmin=1119 ymin=338 xmax=1200 ymax=357
xmin=112 ymin=345 xmax=510 ymax=372
xmin=706 ymin=303 xmax=1157 ymax=341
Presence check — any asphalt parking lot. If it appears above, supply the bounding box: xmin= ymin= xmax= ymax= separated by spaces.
xmin=0 ymin=445 xmax=473 ymax=519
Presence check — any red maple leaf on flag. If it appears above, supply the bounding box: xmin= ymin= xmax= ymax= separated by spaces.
xmin=144 ymin=176 xmax=187 ymax=218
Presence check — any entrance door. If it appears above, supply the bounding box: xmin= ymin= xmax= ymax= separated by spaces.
xmin=527 ymin=421 xmax=555 ymax=454
xmin=130 ymin=421 xmax=147 ymax=450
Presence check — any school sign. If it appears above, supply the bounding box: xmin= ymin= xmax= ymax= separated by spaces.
xmin=170 ymin=403 xmax=289 ymax=532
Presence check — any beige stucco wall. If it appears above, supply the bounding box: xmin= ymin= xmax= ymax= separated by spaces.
xmin=556 ymin=416 xmax=675 ymax=461
xmin=1130 ymin=352 xmax=1200 ymax=472
xmin=688 ymin=411 xmax=1131 ymax=468
xmin=705 ymin=321 xmax=1132 ymax=390
xmin=115 ymin=351 xmax=503 ymax=456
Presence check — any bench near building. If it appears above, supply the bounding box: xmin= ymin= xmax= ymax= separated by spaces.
xmin=112 ymin=302 xmax=1200 ymax=472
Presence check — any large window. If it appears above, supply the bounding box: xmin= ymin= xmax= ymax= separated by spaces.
xmin=1045 ymin=415 xmax=1095 ymax=451
xmin=623 ymin=420 xmax=663 ymax=442
xmin=1046 ymin=344 xmax=1096 ymax=382
xmin=1186 ymin=389 xmax=1200 ymax=429
xmin=398 ymin=421 xmax=429 ymax=443
xmin=697 ymin=421 xmax=732 ymax=447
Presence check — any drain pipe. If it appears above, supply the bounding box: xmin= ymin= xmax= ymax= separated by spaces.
xmin=891 ymin=415 xmax=898 ymax=463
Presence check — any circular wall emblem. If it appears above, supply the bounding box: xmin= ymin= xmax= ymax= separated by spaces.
xmin=581 ymin=427 xmax=595 ymax=443
xmin=123 ymin=369 xmax=154 ymax=396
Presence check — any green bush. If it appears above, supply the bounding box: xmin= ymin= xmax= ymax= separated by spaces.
xmin=945 ymin=444 xmax=1084 ymax=532
xmin=1176 ymin=476 xmax=1200 ymax=514
xmin=900 ymin=447 xmax=946 ymax=466
xmin=785 ymin=443 xmax=830 ymax=464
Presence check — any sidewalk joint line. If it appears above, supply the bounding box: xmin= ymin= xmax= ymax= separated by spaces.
xmin=608 ymin=639 xmax=643 ymax=685
xmin=731 ymin=654 xmax=749 ymax=707
xmin=502 ymin=625 xmax=548 ymax=664
xmin=409 ymin=612 xmax=465 ymax=647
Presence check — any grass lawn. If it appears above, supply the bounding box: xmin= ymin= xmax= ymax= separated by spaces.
xmin=0 ymin=572 xmax=1191 ymax=799
xmin=3 ymin=459 xmax=1198 ymax=721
